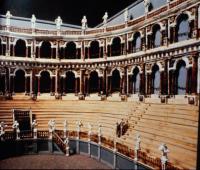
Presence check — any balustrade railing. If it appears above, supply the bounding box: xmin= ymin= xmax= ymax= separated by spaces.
xmin=37 ymin=130 xmax=49 ymax=139
xmin=0 ymin=129 xmax=182 ymax=170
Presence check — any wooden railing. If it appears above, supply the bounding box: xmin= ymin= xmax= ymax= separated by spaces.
xmin=20 ymin=130 xmax=33 ymax=139
xmin=37 ymin=130 xmax=49 ymax=139
xmin=53 ymin=132 xmax=66 ymax=153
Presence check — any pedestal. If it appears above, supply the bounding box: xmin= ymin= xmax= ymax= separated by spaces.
xmin=78 ymin=94 xmax=85 ymax=100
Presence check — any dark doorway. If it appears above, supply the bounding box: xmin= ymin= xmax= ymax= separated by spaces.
xmin=89 ymin=71 xmax=99 ymax=93
xmin=111 ymin=37 xmax=121 ymax=56
xmin=132 ymin=67 xmax=140 ymax=94
xmin=112 ymin=69 xmax=121 ymax=92
xmin=65 ymin=42 xmax=76 ymax=59
xmin=40 ymin=71 xmax=51 ymax=93
xmin=14 ymin=69 xmax=25 ymax=93
xmin=65 ymin=71 xmax=75 ymax=93
xmin=40 ymin=41 xmax=51 ymax=58
xmin=90 ymin=41 xmax=100 ymax=58
xmin=15 ymin=39 xmax=26 ymax=57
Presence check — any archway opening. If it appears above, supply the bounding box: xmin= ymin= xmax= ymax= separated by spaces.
xmin=176 ymin=60 xmax=187 ymax=95
xmin=152 ymin=65 xmax=160 ymax=94
xmin=111 ymin=37 xmax=121 ymax=56
xmin=133 ymin=32 xmax=141 ymax=52
xmin=65 ymin=42 xmax=76 ymax=59
xmin=40 ymin=71 xmax=51 ymax=93
xmin=153 ymin=25 xmax=161 ymax=48
xmin=90 ymin=41 xmax=100 ymax=59
xmin=15 ymin=39 xmax=26 ymax=57
xmin=111 ymin=69 xmax=121 ymax=93
xmin=65 ymin=71 xmax=75 ymax=93
xmin=132 ymin=67 xmax=140 ymax=94
xmin=14 ymin=69 xmax=25 ymax=93
xmin=89 ymin=71 xmax=99 ymax=93
xmin=40 ymin=41 xmax=51 ymax=58
xmin=177 ymin=14 xmax=189 ymax=42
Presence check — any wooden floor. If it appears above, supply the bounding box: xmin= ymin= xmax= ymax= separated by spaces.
xmin=0 ymin=97 xmax=198 ymax=169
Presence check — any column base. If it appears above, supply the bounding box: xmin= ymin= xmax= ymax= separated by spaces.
xmin=121 ymin=94 xmax=127 ymax=101
xmin=139 ymin=95 xmax=145 ymax=102
xmin=160 ymin=95 xmax=168 ymax=104
xmin=78 ymin=94 xmax=85 ymax=100
xmin=55 ymin=93 xmax=62 ymax=100
xmin=101 ymin=95 xmax=107 ymax=101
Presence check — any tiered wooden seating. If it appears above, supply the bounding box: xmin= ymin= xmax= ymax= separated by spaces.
xmin=0 ymin=100 xmax=136 ymax=139
xmin=0 ymin=99 xmax=198 ymax=169
xmin=121 ymin=103 xmax=198 ymax=170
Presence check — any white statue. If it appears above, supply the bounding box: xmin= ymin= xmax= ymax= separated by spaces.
xmin=63 ymin=120 xmax=68 ymax=138
xmin=55 ymin=16 xmax=62 ymax=30
xmin=144 ymin=0 xmax=150 ymax=13
xmin=32 ymin=119 xmax=38 ymax=131
xmin=32 ymin=119 xmax=38 ymax=139
xmin=124 ymin=8 xmax=129 ymax=22
xmin=12 ymin=120 xmax=20 ymax=132
xmin=88 ymin=123 xmax=92 ymax=135
xmin=6 ymin=11 xmax=12 ymax=27
xmin=135 ymin=133 xmax=141 ymax=151
xmin=159 ymin=143 xmax=169 ymax=170
xmin=102 ymin=12 xmax=108 ymax=26
xmin=31 ymin=14 xmax=36 ymax=29
xmin=63 ymin=120 xmax=68 ymax=131
xmin=81 ymin=16 xmax=87 ymax=30
xmin=98 ymin=123 xmax=102 ymax=136
xmin=0 ymin=122 xmax=7 ymax=138
xmin=12 ymin=120 xmax=20 ymax=140
xmin=64 ymin=137 xmax=70 ymax=156
xmin=48 ymin=119 xmax=56 ymax=132
xmin=76 ymin=120 xmax=82 ymax=132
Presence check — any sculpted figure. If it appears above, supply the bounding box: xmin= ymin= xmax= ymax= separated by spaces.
xmin=102 ymin=12 xmax=108 ymax=25
xmin=55 ymin=16 xmax=62 ymax=30
xmin=81 ymin=16 xmax=87 ymax=30
xmin=6 ymin=11 xmax=12 ymax=27
xmin=31 ymin=14 xmax=36 ymax=29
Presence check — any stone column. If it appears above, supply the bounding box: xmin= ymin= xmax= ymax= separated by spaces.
xmin=37 ymin=76 xmax=40 ymax=96
xmin=12 ymin=75 xmax=15 ymax=95
xmin=62 ymin=76 xmax=66 ymax=95
xmin=75 ymin=78 xmax=78 ymax=95
xmin=192 ymin=54 xmax=198 ymax=94
xmin=79 ymin=69 xmax=85 ymax=99
xmin=25 ymin=76 xmax=27 ymax=94
xmin=81 ymin=41 xmax=85 ymax=60
xmin=197 ymin=56 xmax=200 ymax=94
xmin=30 ymin=72 xmax=33 ymax=94
xmin=104 ymin=39 xmax=107 ymax=59
xmin=6 ymin=37 xmax=10 ymax=56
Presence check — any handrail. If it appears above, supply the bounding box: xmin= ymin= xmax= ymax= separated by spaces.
xmin=53 ymin=131 xmax=66 ymax=153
